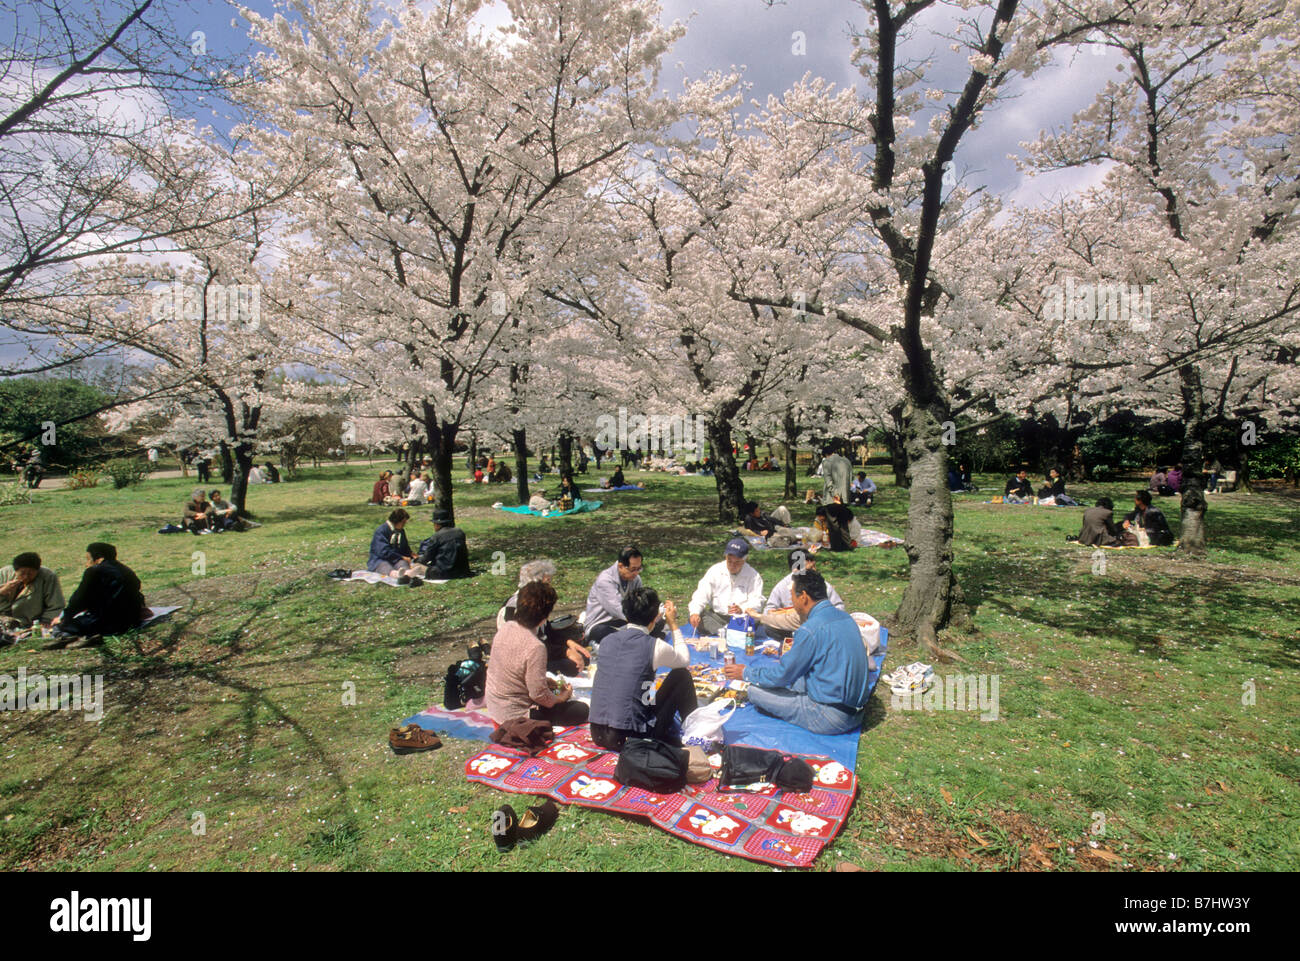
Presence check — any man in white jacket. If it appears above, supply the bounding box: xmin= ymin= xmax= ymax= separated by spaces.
xmin=688 ymin=537 xmax=764 ymax=636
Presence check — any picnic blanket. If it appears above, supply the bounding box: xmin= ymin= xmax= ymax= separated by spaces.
xmin=140 ymin=605 xmax=181 ymax=628
xmin=1069 ymin=540 xmax=1179 ymax=551
xmin=339 ymin=570 xmax=451 ymax=586
xmin=495 ymin=500 xmax=602 ymax=517
xmin=737 ymin=528 xmax=904 ymax=551
xmin=402 ymin=703 xmax=498 ymax=742
xmin=449 ymin=620 xmax=887 ymax=868
xmin=581 ymin=485 xmax=644 ymax=493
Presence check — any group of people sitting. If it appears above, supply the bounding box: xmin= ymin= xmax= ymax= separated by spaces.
xmin=469 ymin=455 xmax=512 ymax=485
xmin=183 ymin=488 xmax=241 ymax=533
xmin=366 ymin=508 xmax=471 ymax=581
xmin=0 ymin=544 xmax=150 ymax=649
xmin=371 ymin=468 xmax=437 ymax=506
xmin=597 ymin=467 xmax=645 ymax=489
xmin=1002 ymin=467 xmax=1079 ymax=506
xmin=947 ymin=463 xmax=977 ymax=493
xmin=742 ymin=455 xmax=781 ymax=471
xmin=1072 ymin=491 xmax=1175 ymax=547
xmin=1148 ymin=464 xmax=1186 ymax=496
xmin=743 ymin=496 xmax=863 ymax=552
xmin=484 ymin=538 xmax=871 ymax=741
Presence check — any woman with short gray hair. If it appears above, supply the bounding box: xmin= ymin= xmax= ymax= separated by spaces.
xmin=496 ymin=558 xmax=589 ymax=675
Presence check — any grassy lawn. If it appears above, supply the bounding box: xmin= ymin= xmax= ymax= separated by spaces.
xmin=2 ymin=464 xmax=1297 ymax=871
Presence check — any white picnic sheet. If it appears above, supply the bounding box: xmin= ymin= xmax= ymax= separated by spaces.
xmin=141 ymin=606 xmax=181 ymax=627
xmin=346 ymin=571 xmax=450 ymax=586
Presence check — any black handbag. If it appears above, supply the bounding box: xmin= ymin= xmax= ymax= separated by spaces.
xmin=614 ymin=739 xmax=688 ymax=793
xmin=718 ymin=746 xmax=814 ymax=793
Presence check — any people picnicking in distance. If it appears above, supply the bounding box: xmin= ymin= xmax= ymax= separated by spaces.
xmin=814 ymin=497 xmax=856 ymax=551
xmin=820 ymin=451 xmax=853 ymax=504
xmin=947 ymin=463 xmax=976 ymax=493
xmin=194 ymin=450 xmax=213 ymax=484
xmin=850 ymin=472 xmax=877 ymax=505
xmin=183 ymin=487 xmax=237 ymax=533
xmin=527 ymin=488 xmax=552 ymax=512
xmin=497 ymin=559 xmax=591 ymax=675
xmin=406 ymin=471 xmax=430 ymax=503
xmin=1070 ymin=496 xmax=1122 ymax=547
xmin=688 ymin=537 xmax=764 ymax=637
xmin=1004 ymin=468 xmax=1033 ymax=503
xmin=583 ymin=547 xmax=645 ymax=646
xmin=1122 ymin=490 xmax=1175 ymax=546
xmin=1148 ymin=466 xmax=1168 ymax=495
xmin=418 ymin=508 xmax=471 ymax=580
xmin=263 ymin=462 xmax=281 ymax=483
xmin=42 ymin=542 xmax=151 ymax=649
xmin=608 ymin=466 xmax=625 ymax=488
xmin=368 ymin=508 xmax=415 ymax=576
xmin=1204 ymin=457 xmax=1223 ymax=493
xmin=0 ymin=551 xmax=65 ymax=637
xmin=370 ymin=470 xmax=392 ymax=505
xmin=758 ymin=551 xmax=845 ymax=638
xmin=484 ymin=580 xmax=589 ymax=727
xmin=1165 ymin=463 xmax=1183 ymax=494
xmin=589 ymin=588 xmax=697 ymax=752
xmin=557 ymin=472 xmax=580 ymax=505
xmin=492 ymin=462 xmax=512 ymax=484
xmin=247 ymin=464 xmax=267 ymax=485
xmin=722 ymin=571 xmax=869 ymax=735
xmin=1037 ymin=468 xmax=1079 ymax=506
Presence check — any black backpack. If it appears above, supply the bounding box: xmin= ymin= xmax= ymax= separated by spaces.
xmin=443 ymin=652 xmax=486 ymax=710
xmin=614 ymin=739 xmax=688 ymax=793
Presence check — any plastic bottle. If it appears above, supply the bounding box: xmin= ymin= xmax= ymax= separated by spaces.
xmin=744 ymin=617 xmax=755 ymax=656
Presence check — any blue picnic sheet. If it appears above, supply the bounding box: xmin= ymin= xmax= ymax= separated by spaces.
xmin=494 ymin=500 xmax=602 ymax=517
xmin=679 ymin=622 xmax=888 ymax=769
xmin=581 ymin=485 xmax=645 ymax=493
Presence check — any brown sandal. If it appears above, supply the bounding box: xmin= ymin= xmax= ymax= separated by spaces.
xmin=388 ymin=724 xmax=442 ymax=754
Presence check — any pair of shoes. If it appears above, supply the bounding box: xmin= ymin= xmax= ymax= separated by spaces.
xmin=66 ymin=634 xmax=103 ymax=649
xmin=388 ymin=725 xmax=442 ymax=754
xmin=41 ymin=633 xmax=72 ymax=650
xmin=492 ymin=799 xmax=559 ymax=851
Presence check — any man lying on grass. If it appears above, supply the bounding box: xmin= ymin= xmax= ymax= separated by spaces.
xmin=723 ymin=571 xmax=868 ymax=736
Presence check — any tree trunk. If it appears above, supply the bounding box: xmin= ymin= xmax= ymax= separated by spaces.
xmin=1238 ymin=444 xmax=1253 ymax=493
xmin=885 ymin=404 xmax=909 ymax=488
xmin=705 ymin=417 xmax=746 ymax=522
xmin=1177 ymin=476 xmax=1207 ymax=558
xmin=891 ymin=365 xmax=967 ymax=654
xmin=558 ymin=431 xmax=573 ymax=478
xmin=416 ymin=403 xmax=457 ymax=524
xmin=782 ymin=410 xmax=799 ymax=500
xmin=513 ymin=428 xmax=530 ymax=505
xmin=230 ymin=442 xmax=256 ymax=515
xmin=218 ymin=441 xmax=234 ymax=484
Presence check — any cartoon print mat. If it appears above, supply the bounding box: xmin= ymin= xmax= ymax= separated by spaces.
xmin=464 ymin=723 xmax=858 ymax=868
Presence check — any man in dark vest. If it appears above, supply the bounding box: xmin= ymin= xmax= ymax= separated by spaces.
xmin=588 ymin=588 xmax=697 ymax=752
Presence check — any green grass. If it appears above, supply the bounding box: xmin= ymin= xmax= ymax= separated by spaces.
xmin=1 ymin=463 xmax=1297 ymax=871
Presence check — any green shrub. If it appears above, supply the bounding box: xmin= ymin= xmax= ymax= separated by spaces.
xmin=67 ymin=469 xmax=99 ymax=489
xmin=0 ymin=482 xmax=31 ymax=506
xmin=104 ymin=458 xmax=150 ymax=489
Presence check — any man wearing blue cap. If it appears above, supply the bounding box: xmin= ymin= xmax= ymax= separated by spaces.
xmin=688 ymin=537 xmax=765 ymax=636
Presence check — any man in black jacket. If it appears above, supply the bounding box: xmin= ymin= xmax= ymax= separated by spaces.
xmin=45 ymin=543 xmax=150 ymax=649
xmin=420 ymin=509 xmax=471 ymax=579
xmin=1123 ymin=491 xmax=1175 ymax=546
xmin=1004 ymin=469 xmax=1033 ymax=502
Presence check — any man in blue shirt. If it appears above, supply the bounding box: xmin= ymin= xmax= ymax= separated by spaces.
xmin=850 ymin=472 xmax=876 ymax=506
xmin=723 ymin=571 xmax=869 ymax=734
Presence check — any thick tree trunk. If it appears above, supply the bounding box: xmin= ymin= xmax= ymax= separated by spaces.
xmin=230 ymin=443 xmax=255 ymax=515
xmin=468 ymin=434 xmax=478 ymax=473
xmin=891 ymin=367 xmax=967 ymax=655
xmin=512 ymin=428 xmax=530 ymax=505
xmin=782 ymin=411 xmax=799 ymax=500
xmin=1177 ymin=477 xmax=1207 ymax=558
xmin=418 ymin=404 xmax=457 ymax=524
xmin=705 ymin=418 xmax=746 ymax=523
xmin=218 ymin=441 xmax=234 ymax=484
xmin=558 ymin=431 xmax=573 ymax=478
xmin=1238 ymin=445 xmax=1253 ymax=492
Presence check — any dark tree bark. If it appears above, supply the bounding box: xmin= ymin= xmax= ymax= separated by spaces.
xmin=782 ymin=410 xmax=799 ymax=499
xmin=218 ymin=441 xmax=233 ymax=484
xmin=1177 ymin=476 xmax=1207 ymax=558
xmin=705 ymin=417 xmax=746 ymax=522
xmin=557 ymin=431 xmax=573 ymax=478
xmin=886 ymin=403 xmax=909 ymax=487
xmin=512 ymin=428 xmax=530 ymax=505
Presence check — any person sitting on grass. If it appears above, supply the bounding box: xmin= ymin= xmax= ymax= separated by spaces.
xmin=607 ymin=466 xmax=626 ymax=489
xmin=814 ymin=498 xmax=856 ymax=551
xmin=44 ymin=543 xmax=150 ymax=649
xmin=1122 ymin=491 xmax=1175 ymax=546
xmin=557 ymin=472 xmax=581 ymax=504
xmin=368 ymin=509 xmax=415 ymax=576
xmin=1037 ymin=467 xmax=1079 ymax=506
xmin=485 ymin=580 xmax=589 ymax=727
xmin=1072 ymin=496 xmax=1122 ymax=547
xmin=1004 ymin=469 xmax=1033 ymax=503
xmin=498 ymin=559 xmax=590 ymax=675
xmin=0 ymin=552 xmax=65 ymax=634
xmin=183 ymin=488 xmax=216 ymax=533
xmin=723 ymin=571 xmax=868 ymax=735
xmin=370 ymin=471 xmax=392 ymax=505
xmin=851 ymin=472 xmax=877 ymax=505
xmin=758 ymin=550 xmax=845 ymax=638
xmin=739 ymin=499 xmax=793 ymax=539
xmin=1165 ymin=463 xmax=1183 ymax=494
xmin=589 ymin=589 xmax=697 ymax=752
xmin=1148 ymin=467 xmax=1167 ymax=495
xmin=264 ymin=462 xmax=281 ymax=483
xmin=583 ymin=547 xmax=645 ymax=646
xmin=417 ymin=508 xmax=470 ymax=579
xmin=405 ymin=471 xmax=431 ymax=503
xmin=209 ymin=490 xmax=239 ymax=529
xmin=688 ymin=538 xmax=765 ymax=637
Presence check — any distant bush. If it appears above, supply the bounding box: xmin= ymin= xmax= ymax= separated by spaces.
xmin=104 ymin=458 xmax=150 ymax=489
xmin=67 ymin=469 xmax=99 ymax=489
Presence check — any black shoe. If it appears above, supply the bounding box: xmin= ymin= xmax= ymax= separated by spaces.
xmin=41 ymin=633 xmax=73 ymax=650
xmin=66 ymin=634 xmax=104 ymax=649
xmin=516 ymin=799 xmax=559 ymax=841
xmin=397 ymin=575 xmax=412 ymax=585
xmin=492 ymin=804 xmax=519 ymax=851
xmin=1065 ymin=534 xmax=1079 ymax=542
xmin=408 ymin=576 xmax=423 ymax=587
